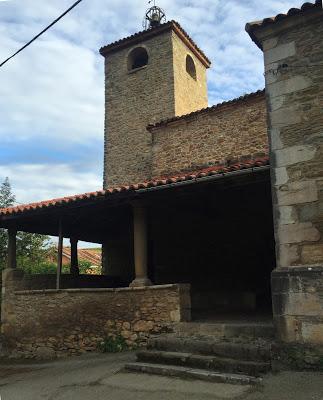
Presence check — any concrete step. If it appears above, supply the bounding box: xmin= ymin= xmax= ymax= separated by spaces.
xmin=125 ymin=362 xmax=261 ymax=385
xmin=136 ymin=350 xmax=270 ymax=376
xmin=148 ymin=337 xmax=271 ymax=362
xmin=173 ymin=321 xmax=275 ymax=340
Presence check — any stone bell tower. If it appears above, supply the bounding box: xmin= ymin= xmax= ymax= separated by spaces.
xmin=100 ymin=11 xmax=211 ymax=188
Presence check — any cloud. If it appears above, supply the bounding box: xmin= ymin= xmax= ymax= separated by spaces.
xmin=0 ymin=163 xmax=102 ymax=204
xmin=0 ymin=0 xmax=304 ymax=205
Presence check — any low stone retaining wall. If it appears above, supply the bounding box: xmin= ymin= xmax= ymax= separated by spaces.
xmin=1 ymin=269 xmax=191 ymax=359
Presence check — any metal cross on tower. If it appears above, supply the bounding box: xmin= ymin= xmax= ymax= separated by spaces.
xmin=143 ymin=2 xmax=166 ymax=29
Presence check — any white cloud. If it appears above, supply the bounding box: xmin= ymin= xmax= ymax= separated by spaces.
xmin=0 ymin=163 xmax=102 ymax=204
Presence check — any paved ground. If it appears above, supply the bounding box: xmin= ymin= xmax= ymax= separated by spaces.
xmin=0 ymin=352 xmax=322 ymax=400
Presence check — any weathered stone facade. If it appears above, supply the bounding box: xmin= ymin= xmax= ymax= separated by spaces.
xmin=248 ymin=5 xmax=323 ymax=344
xmin=1 ymin=269 xmax=190 ymax=359
xmin=102 ymin=26 xmax=208 ymax=188
xmin=149 ymin=91 xmax=268 ymax=177
xmin=272 ymin=267 xmax=323 ymax=344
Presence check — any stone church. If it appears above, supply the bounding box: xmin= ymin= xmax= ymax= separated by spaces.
xmin=0 ymin=0 xmax=322 ymax=376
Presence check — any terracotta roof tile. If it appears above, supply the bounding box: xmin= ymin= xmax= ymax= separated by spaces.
xmin=246 ymin=0 xmax=322 ymax=49
xmin=99 ymin=20 xmax=211 ymax=68
xmin=147 ymin=90 xmax=265 ymax=130
xmin=0 ymin=156 xmax=269 ymax=218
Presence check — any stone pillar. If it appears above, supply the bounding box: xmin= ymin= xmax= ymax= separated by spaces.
xmin=7 ymin=228 xmax=17 ymax=269
xmin=130 ymin=204 xmax=152 ymax=287
xmin=70 ymin=238 xmax=79 ymax=276
xmin=246 ymin=3 xmax=323 ymax=344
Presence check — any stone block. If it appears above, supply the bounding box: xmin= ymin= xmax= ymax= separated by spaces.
xmin=35 ymin=346 xmax=57 ymax=360
xmin=301 ymin=244 xmax=323 ymax=264
xmin=262 ymin=37 xmax=278 ymax=51
xmin=270 ymin=128 xmax=283 ymax=150
xmin=285 ymin=292 xmax=322 ymax=316
xmin=264 ymin=42 xmax=296 ymax=65
xmin=269 ymin=96 xmax=285 ymax=111
xmin=268 ymin=76 xmax=312 ymax=98
xmin=274 ymin=315 xmax=300 ymax=343
xmin=278 ymin=243 xmax=300 ymax=268
xmin=270 ymin=107 xmax=301 ymax=127
xmin=274 ymin=145 xmax=317 ymax=167
xmin=273 ymin=167 xmax=288 ymax=185
xmin=277 ymin=181 xmax=318 ymax=206
xmin=279 ymin=206 xmax=297 ymax=225
xmin=301 ymin=322 xmax=323 ymax=344
xmin=278 ymin=222 xmax=320 ymax=244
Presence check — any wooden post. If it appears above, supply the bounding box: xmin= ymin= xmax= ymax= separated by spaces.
xmin=70 ymin=237 xmax=79 ymax=276
xmin=56 ymin=218 xmax=63 ymax=290
xmin=7 ymin=228 xmax=17 ymax=269
xmin=130 ymin=204 xmax=152 ymax=287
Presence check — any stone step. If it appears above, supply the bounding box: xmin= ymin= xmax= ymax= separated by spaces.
xmin=125 ymin=362 xmax=261 ymax=385
xmin=173 ymin=321 xmax=275 ymax=340
xmin=148 ymin=337 xmax=271 ymax=362
xmin=136 ymin=350 xmax=270 ymax=376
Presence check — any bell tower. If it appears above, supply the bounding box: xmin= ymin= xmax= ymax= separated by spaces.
xmin=100 ymin=7 xmax=210 ymax=188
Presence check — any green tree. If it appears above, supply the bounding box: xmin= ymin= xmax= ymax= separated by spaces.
xmin=0 ymin=177 xmax=53 ymax=272
xmin=0 ymin=177 xmax=15 ymax=269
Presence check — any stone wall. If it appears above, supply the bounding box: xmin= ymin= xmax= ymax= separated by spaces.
xmin=150 ymin=92 xmax=268 ymax=177
xmin=249 ymin=5 xmax=323 ymax=346
xmin=1 ymin=269 xmax=190 ymax=359
xmin=254 ymin=8 xmax=323 ymax=269
xmin=272 ymin=267 xmax=323 ymax=345
xmin=103 ymin=28 xmax=208 ymax=188
xmin=172 ymin=31 xmax=208 ymax=116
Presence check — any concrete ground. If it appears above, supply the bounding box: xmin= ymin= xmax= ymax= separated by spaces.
xmin=0 ymin=352 xmax=322 ymax=400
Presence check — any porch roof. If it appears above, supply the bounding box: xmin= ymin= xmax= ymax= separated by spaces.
xmin=0 ymin=156 xmax=269 ymax=242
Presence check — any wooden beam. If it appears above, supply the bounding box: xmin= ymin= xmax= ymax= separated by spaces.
xmin=70 ymin=237 xmax=79 ymax=276
xmin=56 ymin=218 xmax=63 ymax=290
xmin=7 ymin=228 xmax=17 ymax=269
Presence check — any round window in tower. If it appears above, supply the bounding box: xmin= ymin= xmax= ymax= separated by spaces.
xmin=186 ymin=55 xmax=196 ymax=80
xmin=128 ymin=47 xmax=149 ymax=71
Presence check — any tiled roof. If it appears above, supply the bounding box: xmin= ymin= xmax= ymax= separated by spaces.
xmin=0 ymin=156 xmax=269 ymax=217
xmin=99 ymin=20 xmax=211 ymax=68
xmin=246 ymin=0 xmax=322 ymax=49
xmin=147 ymin=90 xmax=265 ymax=130
xmin=62 ymin=247 xmax=102 ymax=266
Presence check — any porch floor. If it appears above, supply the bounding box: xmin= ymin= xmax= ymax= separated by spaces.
xmin=191 ymin=310 xmax=273 ymax=325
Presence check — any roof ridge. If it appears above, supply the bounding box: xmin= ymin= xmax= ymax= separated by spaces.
xmin=147 ymin=89 xmax=265 ymax=130
xmin=246 ymin=0 xmax=322 ymax=49
xmin=99 ymin=20 xmax=211 ymax=67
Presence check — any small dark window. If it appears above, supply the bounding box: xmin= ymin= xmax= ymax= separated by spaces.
xmin=186 ymin=55 xmax=196 ymax=80
xmin=128 ymin=47 xmax=149 ymax=71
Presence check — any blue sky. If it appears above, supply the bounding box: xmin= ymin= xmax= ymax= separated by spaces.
xmin=0 ymin=0 xmax=300 ymax=206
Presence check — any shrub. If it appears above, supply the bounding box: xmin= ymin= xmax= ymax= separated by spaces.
xmin=98 ymin=335 xmax=128 ymax=353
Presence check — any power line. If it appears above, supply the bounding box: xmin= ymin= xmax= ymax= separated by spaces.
xmin=0 ymin=0 xmax=83 ymax=68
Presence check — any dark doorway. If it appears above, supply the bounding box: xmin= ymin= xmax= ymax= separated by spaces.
xmin=150 ymin=173 xmax=275 ymax=321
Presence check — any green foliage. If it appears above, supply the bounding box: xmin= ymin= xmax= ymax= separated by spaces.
xmin=78 ymin=260 xmax=92 ymax=274
xmin=0 ymin=177 xmax=15 ymax=270
xmin=0 ymin=177 xmax=53 ymax=272
xmin=22 ymin=261 xmax=57 ymax=275
xmin=98 ymin=335 xmax=129 ymax=353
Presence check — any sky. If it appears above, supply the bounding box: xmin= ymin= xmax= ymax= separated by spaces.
xmin=0 ymin=0 xmax=301 ymax=208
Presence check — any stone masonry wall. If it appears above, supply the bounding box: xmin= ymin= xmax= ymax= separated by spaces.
xmin=103 ymin=29 xmax=208 ymax=188
xmin=258 ymin=9 xmax=323 ymax=269
xmin=172 ymin=31 xmax=208 ymax=116
xmin=150 ymin=92 xmax=268 ymax=177
xmin=272 ymin=267 xmax=323 ymax=345
xmin=250 ymin=6 xmax=323 ymax=346
xmin=1 ymin=269 xmax=190 ymax=359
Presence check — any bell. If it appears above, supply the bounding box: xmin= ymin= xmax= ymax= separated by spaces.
xmin=150 ymin=12 xmax=160 ymax=27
